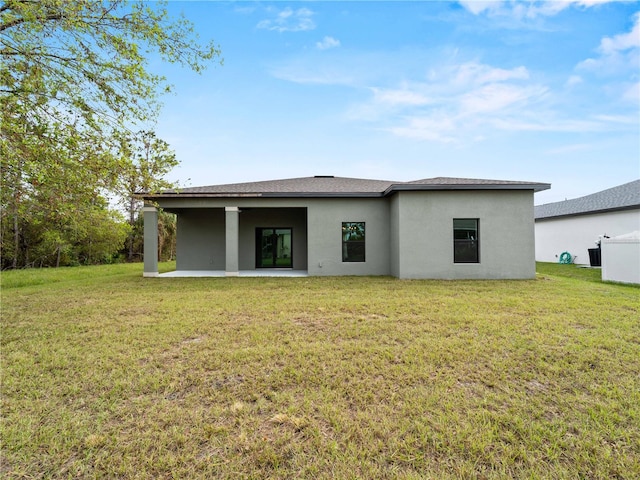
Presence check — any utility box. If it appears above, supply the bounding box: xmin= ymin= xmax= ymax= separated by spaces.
xmin=601 ymin=231 xmax=640 ymax=285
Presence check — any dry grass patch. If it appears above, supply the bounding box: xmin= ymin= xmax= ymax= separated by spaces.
xmin=1 ymin=263 xmax=639 ymax=478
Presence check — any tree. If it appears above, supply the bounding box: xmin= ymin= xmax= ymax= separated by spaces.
xmin=1 ymin=0 xmax=221 ymax=136
xmin=0 ymin=1 xmax=221 ymax=268
xmin=0 ymin=102 xmax=119 ymax=267
xmin=116 ymin=129 xmax=177 ymax=261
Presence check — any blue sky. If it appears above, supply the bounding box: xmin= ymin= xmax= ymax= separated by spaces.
xmin=154 ymin=1 xmax=639 ymax=204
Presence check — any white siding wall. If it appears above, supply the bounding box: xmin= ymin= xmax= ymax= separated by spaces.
xmin=535 ymin=209 xmax=640 ymax=265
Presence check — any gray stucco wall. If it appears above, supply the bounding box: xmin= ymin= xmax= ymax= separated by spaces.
xmin=394 ymin=190 xmax=536 ymax=279
xmin=175 ymin=208 xmax=225 ymax=270
xmin=161 ymin=197 xmax=390 ymax=276
xmin=160 ymin=190 xmax=535 ymax=279
xmin=238 ymin=208 xmax=307 ymax=270
xmin=170 ymin=204 xmax=307 ymax=271
xmin=306 ymin=198 xmax=390 ymax=276
xmin=389 ymin=195 xmax=400 ymax=278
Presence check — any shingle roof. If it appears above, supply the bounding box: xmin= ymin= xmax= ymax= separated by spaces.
xmin=144 ymin=175 xmax=550 ymax=199
xmin=405 ymin=177 xmax=542 ymax=186
xmin=165 ymin=176 xmax=397 ymax=196
xmin=535 ymin=180 xmax=640 ymax=220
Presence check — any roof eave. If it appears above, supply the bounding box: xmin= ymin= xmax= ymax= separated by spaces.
xmin=140 ymin=191 xmax=385 ymax=200
xmin=140 ymin=193 xmax=264 ymax=200
xmin=383 ymin=183 xmax=551 ymax=196
xmin=535 ymin=203 xmax=640 ymax=220
xmin=139 ymin=182 xmax=552 ymax=200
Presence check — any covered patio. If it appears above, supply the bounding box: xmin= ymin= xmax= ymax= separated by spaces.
xmin=143 ymin=205 xmax=308 ymax=277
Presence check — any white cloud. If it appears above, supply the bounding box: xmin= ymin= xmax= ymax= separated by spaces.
xmin=316 ymin=36 xmax=341 ymax=50
xmin=452 ymin=63 xmax=529 ymax=85
xmin=257 ymin=7 xmax=315 ymax=32
xmin=491 ymin=117 xmax=604 ymax=132
xmin=352 ymin=62 xmax=549 ymax=143
xmin=371 ymin=88 xmax=432 ymax=107
xmin=459 ymin=83 xmax=547 ymax=115
xmin=593 ymin=113 xmax=639 ymax=124
xmin=388 ymin=116 xmax=457 ymax=143
xmin=458 ymin=1 xmax=502 ymax=15
xmin=577 ymin=13 xmax=640 ymax=78
xmin=565 ymin=75 xmax=583 ymax=87
xmin=459 ymin=0 xmax=624 ymax=19
xmin=271 ymin=45 xmax=636 ymax=145
xmin=598 ymin=12 xmax=640 ymax=55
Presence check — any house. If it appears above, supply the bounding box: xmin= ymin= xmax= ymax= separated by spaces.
xmin=141 ymin=176 xmax=550 ymax=279
xmin=534 ymin=180 xmax=640 ymax=265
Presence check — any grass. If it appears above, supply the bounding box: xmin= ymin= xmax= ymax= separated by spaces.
xmin=1 ymin=262 xmax=639 ymax=478
xmin=535 ymin=262 xmax=604 ymax=283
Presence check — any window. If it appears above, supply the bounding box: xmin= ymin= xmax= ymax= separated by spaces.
xmin=453 ymin=219 xmax=479 ymax=263
xmin=342 ymin=222 xmax=365 ymax=262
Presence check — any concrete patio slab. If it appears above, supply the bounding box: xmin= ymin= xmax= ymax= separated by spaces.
xmin=159 ymin=270 xmax=308 ymax=278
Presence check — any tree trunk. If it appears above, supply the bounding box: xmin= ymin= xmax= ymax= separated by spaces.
xmin=12 ymin=208 xmax=19 ymax=269
xmin=12 ymin=158 xmax=22 ymax=268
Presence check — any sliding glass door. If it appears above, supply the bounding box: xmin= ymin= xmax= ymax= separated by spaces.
xmin=256 ymin=228 xmax=292 ymax=268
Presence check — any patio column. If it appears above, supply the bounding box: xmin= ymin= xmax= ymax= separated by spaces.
xmin=225 ymin=206 xmax=240 ymax=276
xmin=143 ymin=206 xmax=159 ymax=277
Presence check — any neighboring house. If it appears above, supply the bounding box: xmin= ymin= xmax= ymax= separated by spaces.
xmin=142 ymin=176 xmax=550 ymax=279
xmin=534 ymin=180 xmax=640 ymax=265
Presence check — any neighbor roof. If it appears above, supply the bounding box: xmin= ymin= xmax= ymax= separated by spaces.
xmin=535 ymin=179 xmax=640 ymax=220
xmin=144 ymin=176 xmax=550 ymax=199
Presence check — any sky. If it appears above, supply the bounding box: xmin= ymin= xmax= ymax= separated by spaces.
xmin=153 ymin=0 xmax=639 ymax=204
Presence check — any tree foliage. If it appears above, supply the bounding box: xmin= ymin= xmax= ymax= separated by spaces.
xmin=116 ymin=129 xmax=178 ymax=260
xmin=0 ymin=0 xmax=221 ymax=268
xmin=1 ymin=0 xmax=220 ymax=131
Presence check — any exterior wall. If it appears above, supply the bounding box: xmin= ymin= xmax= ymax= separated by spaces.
xmin=171 ymin=204 xmax=307 ymax=271
xmin=389 ymin=195 xmax=400 ymax=278
xmin=161 ymin=197 xmax=391 ymax=276
xmin=238 ymin=208 xmax=307 ymax=270
xmin=175 ymin=208 xmax=225 ymax=270
xmin=160 ymin=191 xmax=536 ymax=279
xmin=306 ymin=198 xmax=390 ymax=276
xmin=535 ymin=209 xmax=640 ymax=265
xmin=394 ymin=190 xmax=536 ymax=279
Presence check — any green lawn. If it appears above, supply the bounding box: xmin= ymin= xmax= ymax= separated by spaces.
xmin=2 ymin=263 xmax=639 ymax=478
